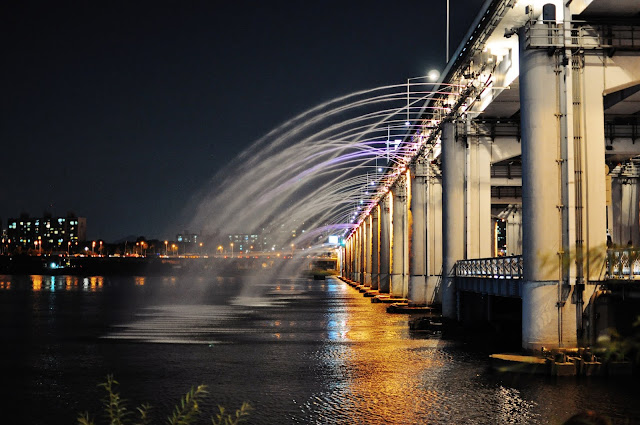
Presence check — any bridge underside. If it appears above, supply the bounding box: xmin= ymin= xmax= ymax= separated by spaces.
xmin=457 ymin=277 xmax=521 ymax=298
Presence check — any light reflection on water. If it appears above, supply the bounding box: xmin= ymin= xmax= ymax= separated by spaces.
xmin=6 ymin=275 xmax=107 ymax=292
xmin=304 ymin=284 xmax=463 ymax=424
xmin=0 ymin=274 xmax=638 ymax=424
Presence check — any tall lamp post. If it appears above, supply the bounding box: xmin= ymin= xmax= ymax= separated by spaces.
xmin=446 ymin=0 xmax=450 ymax=63
xmin=230 ymin=242 xmax=234 ymax=258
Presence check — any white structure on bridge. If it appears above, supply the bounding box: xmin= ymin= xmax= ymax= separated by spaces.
xmin=342 ymin=0 xmax=640 ymax=350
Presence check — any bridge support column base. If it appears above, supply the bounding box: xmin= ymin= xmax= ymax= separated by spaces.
xmin=409 ymin=275 xmax=426 ymax=304
xmin=391 ymin=274 xmax=405 ymax=298
xmin=379 ymin=274 xmax=390 ymax=293
xmin=425 ymin=276 xmax=440 ymax=306
xmin=522 ymin=280 xmax=577 ymax=351
xmin=370 ymin=274 xmax=379 ymax=291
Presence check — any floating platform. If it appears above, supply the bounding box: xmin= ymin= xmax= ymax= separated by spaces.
xmin=490 ymin=354 xmax=549 ymax=375
xmin=371 ymin=294 xmax=408 ymax=304
xmin=386 ymin=303 xmax=435 ymax=314
xmin=490 ymin=353 xmax=632 ymax=377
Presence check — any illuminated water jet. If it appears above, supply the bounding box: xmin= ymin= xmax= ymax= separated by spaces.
xmin=185 ymin=79 xmax=461 ymax=301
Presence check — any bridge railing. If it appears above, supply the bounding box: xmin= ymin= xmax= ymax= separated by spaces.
xmin=455 ymin=256 xmax=523 ymax=279
xmin=455 ymin=249 xmax=640 ymax=281
xmin=605 ymin=248 xmax=640 ymax=280
xmin=524 ymin=20 xmax=640 ymax=51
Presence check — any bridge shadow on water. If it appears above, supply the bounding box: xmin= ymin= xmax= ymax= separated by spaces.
xmin=445 ymin=292 xmax=523 ymax=354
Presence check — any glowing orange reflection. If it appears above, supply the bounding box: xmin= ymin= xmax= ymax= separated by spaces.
xmin=31 ymin=275 xmax=43 ymax=291
xmin=82 ymin=276 xmax=104 ymax=292
xmin=321 ymin=283 xmax=444 ymax=422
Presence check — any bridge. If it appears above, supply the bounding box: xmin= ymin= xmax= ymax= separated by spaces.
xmin=341 ymin=0 xmax=640 ymax=350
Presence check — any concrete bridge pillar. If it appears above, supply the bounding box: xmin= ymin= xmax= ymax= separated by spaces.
xmin=466 ymin=126 xmax=492 ymax=258
xmin=519 ymin=28 xmax=568 ymax=350
xmin=353 ymin=225 xmax=361 ymax=283
xmin=371 ymin=205 xmax=380 ymax=290
xmin=518 ymin=27 xmax=575 ymax=350
xmin=391 ymin=174 xmax=408 ymax=298
xmin=379 ymin=193 xmax=391 ymax=293
xmin=346 ymin=234 xmax=352 ymax=280
xmin=442 ymin=121 xmax=466 ymax=319
xmin=359 ymin=223 xmax=366 ymax=285
xmin=612 ymin=177 xmax=640 ymax=247
xmin=390 ymin=174 xmax=408 ymax=298
xmin=426 ymin=163 xmax=443 ymax=305
xmin=580 ymin=53 xmax=607 ymax=269
xmin=519 ymin=24 xmax=609 ymax=350
xmin=353 ymin=224 xmax=360 ymax=283
xmin=506 ymin=205 xmax=523 ymax=256
xmin=409 ymin=157 xmax=428 ymax=304
xmin=364 ymin=215 xmax=372 ymax=286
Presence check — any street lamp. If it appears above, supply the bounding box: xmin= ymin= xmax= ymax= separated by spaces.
xmin=165 ymin=240 xmax=168 ymax=256
xmin=406 ymin=70 xmax=442 ymax=125
xmin=217 ymin=245 xmax=223 ymax=255
xmin=230 ymin=242 xmax=234 ymax=258
xmin=92 ymin=241 xmax=96 ymax=256
xmin=172 ymin=244 xmax=178 ymax=257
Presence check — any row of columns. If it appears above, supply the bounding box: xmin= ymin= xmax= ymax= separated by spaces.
xmin=344 ymin=156 xmax=443 ymax=306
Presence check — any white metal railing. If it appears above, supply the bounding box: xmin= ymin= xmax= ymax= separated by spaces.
xmin=455 ymin=256 xmax=523 ymax=279
xmin=524 ymin=21 xmax=640 ymax=51
xmin=456 ymin=249 xmax=640 ymax=281
xmin=606 ymin=248 xmax=640 ymax=280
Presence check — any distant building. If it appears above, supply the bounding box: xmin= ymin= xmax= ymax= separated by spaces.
xmin=7 ymin=213 xmax=86 ymax=249
xmin=176 ymin=231 xmax=199 ymax=244
xmin=226 ymin=224 xmax=308 ymax=253
xmin=227 ymin=233 xmax=265 ymax=252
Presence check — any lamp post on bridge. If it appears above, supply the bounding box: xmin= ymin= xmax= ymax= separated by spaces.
xmin=406 ymin=70 xmax=442 ymax=127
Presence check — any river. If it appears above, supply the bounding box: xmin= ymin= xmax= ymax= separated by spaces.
xmin=0 ymin=274 xmax=637 ymax=424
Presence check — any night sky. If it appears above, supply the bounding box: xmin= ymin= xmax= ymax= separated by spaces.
xmin=2 ymin=0 xmax=486 ymax=242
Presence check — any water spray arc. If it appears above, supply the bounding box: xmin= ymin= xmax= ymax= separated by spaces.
xmin=185 ymin=74 xmax=494 ymax=296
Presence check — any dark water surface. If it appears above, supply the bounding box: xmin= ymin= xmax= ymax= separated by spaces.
xmin=0 ymin=274 xmax=638 ymax=424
